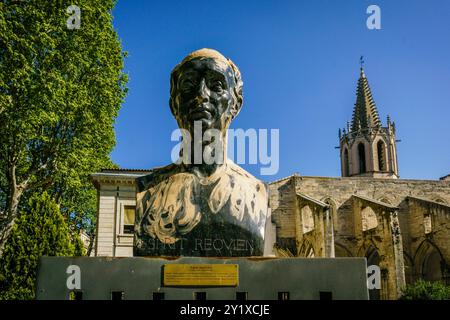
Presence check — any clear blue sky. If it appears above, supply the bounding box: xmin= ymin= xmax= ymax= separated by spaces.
xmin=110 ymin=0 xmax=450 ymax=181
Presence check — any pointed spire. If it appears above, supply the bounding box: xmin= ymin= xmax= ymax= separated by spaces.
xmin=351 ymin=61 xmax=381 ymax=132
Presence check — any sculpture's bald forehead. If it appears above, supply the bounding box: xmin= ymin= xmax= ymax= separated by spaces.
xmin=172 ymin=48 xmax=241 ymax=81
xmin=176 ymin=48 xmax=231 ymax=72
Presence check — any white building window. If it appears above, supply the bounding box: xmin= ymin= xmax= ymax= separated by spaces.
xmin=123 ymin=205 xmax=135 ymax=234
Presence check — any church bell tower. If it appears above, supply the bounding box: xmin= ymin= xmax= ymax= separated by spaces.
xmin=339 ymin=62 xmax=399 ymax=179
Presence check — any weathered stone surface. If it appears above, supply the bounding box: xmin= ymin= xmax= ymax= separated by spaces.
xmin=270 ymin=175 xmax=450 ymax=299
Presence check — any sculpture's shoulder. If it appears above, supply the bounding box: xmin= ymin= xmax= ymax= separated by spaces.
xmin=226 ymin=161 xmax=268 ymax=197
xmin=136 ymin=163 xmax=183 ymax=193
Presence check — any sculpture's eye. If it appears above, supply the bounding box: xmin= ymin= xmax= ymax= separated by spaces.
xmin=180 ymin=79 xmax=195 ymax=92
xmin=210 ymin=80 xmax=224 ymax=92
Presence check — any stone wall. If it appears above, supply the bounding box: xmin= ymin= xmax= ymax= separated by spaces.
xmin=269 ymin=175 xmax=450 ymax=299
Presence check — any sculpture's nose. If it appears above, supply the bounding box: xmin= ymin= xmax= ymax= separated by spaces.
xmin=195 ymin=78 xmax=210 ymax=104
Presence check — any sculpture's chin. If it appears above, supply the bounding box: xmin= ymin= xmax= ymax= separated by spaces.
xmin=190 ymin=110 xmax=212 ymax=121
xmin=187 ymin=118 xmax=215 ymax=130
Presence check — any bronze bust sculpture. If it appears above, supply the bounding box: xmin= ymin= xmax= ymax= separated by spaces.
xmin=134 ymin=49 xmax=269 ymax=256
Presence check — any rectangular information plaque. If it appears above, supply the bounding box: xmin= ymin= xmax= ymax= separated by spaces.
xmin=163 ymin=264 xmax=239 ymax=287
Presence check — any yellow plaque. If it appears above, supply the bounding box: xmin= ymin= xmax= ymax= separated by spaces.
xmin=163 ymin=264 xmax=239 ymax=287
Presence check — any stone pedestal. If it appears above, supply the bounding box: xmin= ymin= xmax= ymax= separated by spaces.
xmin=36 ymin=256 xmax=369 ymax=300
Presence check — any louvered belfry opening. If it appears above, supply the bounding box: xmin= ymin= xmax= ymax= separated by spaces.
xmin=343 ymin=148 xmax=350 ymax=177
xmin=377 ymin=140 xmax=386 ymax=171
xmin=358 ymin=143 xmax=366 ymax=174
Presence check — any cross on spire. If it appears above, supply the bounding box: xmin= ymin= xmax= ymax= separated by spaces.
xmin=359 ymin=56 xmax=366 ymax=78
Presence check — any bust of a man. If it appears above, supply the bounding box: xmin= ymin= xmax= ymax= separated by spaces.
xmin=134 ymin=48 xmax=269 ymax=257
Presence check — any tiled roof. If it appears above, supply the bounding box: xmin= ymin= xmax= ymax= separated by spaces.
xmin=100 ymin=168 xmax=152 ymax=174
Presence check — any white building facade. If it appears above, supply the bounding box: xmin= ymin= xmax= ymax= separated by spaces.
xmin=91 ymin=169 xmax=150 ymax=257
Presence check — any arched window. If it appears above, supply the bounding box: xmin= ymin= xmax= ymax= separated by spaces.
xmin=361 ymin=206 xmax=378 ymax=231
xmin=423 ymin=250 xmax=443 ymax=282
xmin=377 ymin=140 xmax=386 ymax=171
xmin=414 ymin=240 xmax=446 ymax=283
xmin=358 ymin=143 xmax=366 ymax=174
xmin=343 ymin=148 xmax=350 ymax=176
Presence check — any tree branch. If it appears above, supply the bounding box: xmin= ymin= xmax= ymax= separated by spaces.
xmin=18 ymin=162 xmax=50 ymax=191
xmin=26 ymin=176 xmax=53 ymax=191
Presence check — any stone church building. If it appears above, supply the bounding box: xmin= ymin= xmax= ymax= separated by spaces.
xmin=91 ymin=67 xmax=450 ymax=300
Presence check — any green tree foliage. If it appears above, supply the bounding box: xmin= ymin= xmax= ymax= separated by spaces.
xmin=0 ymin=0 xmax=127 ymax=254
xmin=0 ymin=192 xmax=82 ymax=300
xmin=400 ymin=279 xmax=450 ymax=300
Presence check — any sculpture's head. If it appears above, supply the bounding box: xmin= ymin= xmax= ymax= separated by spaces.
xmin=169 ymin=48 xmax=243 ymax=133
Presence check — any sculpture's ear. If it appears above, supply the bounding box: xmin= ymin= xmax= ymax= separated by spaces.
xmin=229 ymin=59 xmax=243 ymax=120
xmin=231 ymin=85 xmax=243 ymax=119
xmin=169 ymin=70 xmax=178 ymax=117
xmin=169 ymin=96 xmax=177 ymax=117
